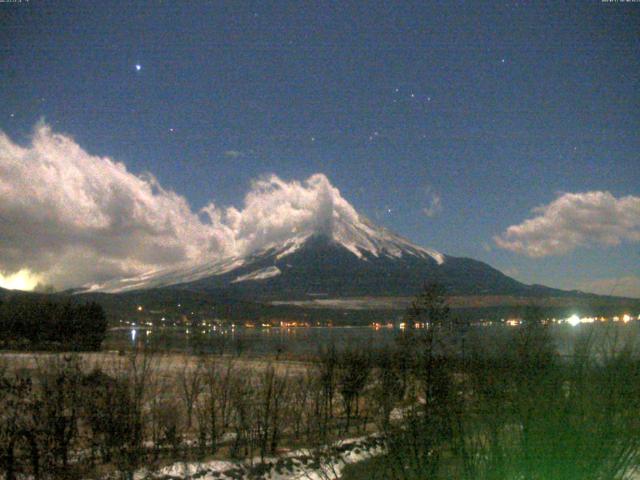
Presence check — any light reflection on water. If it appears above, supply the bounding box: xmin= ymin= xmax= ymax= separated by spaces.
xmin=108 ymin=322 xmax=640 ymax=358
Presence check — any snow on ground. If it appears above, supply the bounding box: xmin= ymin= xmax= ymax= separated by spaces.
xmin=134 ymin=435 xmax=385 ymax=480
xmin=232 ymin=266 xmax=282 ymax=283
xmin=270 ymin=297 xmax=410 ymax=310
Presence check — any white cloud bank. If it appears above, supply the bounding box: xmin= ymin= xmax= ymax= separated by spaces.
xmin=0 ymin=124 xmax=363 ymax=290
xmin=494 ymin=192 xmax=640 ymax=257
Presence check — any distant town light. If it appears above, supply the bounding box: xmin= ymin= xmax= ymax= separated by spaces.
xmin=567 ymin=314 xmax=580 ymax=327
xmin=130 ymin=329 xmax=136 ymax=342
xmin=137 ymin=305 xmax=143 ymax=312
xmin=623 ymin=314 xmax=631 ymax=323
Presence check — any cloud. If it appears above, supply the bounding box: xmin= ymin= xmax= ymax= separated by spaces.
xmin=575 ymin=275 xmax=640 ymax=299
xmin=494 ymin=191 xmax=640 ymax=257
xmin=223 ymin=150 xmax=244 ymax=158
xmin=0 ymin=124 xmax=360 ymax=289
xmin=220 ymin=173 xmax=348 ymax=255
xmin=423 ymin=191 xmax=442 ymax=218
xmin=0 ymin=123 xmax=230 ymax=289
xmin=0 ymin=269 xmax=42 ymax=291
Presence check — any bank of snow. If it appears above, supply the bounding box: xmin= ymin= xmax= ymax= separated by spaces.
xmin=232 ymin=265 xmax=281 ymax=283
xmin=133 ymin=435 xmax=384 ymax=480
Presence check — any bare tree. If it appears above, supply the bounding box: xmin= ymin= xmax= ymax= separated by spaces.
xmin=35 ymin=354 xmax=83 ymax=473
xmin=337 ymin=348 xmax=371 ymax=434
xmin=317 ymin=345 xmax=338 ymax=439
xmin=179 ymin=358 xmax=203 ymax=431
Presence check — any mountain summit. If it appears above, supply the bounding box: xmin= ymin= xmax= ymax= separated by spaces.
xmin=82 ymin=177 xmax=556 ymax=299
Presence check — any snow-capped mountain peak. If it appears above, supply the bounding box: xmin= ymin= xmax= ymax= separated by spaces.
xmin=330 ymin=213 xmax=444 ymax=263
xmin=81 ymin=175 xmax=444 ymax=293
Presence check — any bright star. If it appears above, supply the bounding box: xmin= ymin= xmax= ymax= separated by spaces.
xmin=135 ymin=64 xmax=142 ymax=71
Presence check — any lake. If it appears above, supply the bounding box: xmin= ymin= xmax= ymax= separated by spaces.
xmin=104 ymin=321 xmax=640 ymax=358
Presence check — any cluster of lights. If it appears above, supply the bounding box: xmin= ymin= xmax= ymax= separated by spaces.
xmin=371 ymin=322 xmax=395 ymax=330
xmin=564 ymin=313 xmax=635 ymax=326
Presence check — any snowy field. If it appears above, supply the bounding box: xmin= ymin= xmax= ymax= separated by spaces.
xmin=131 ymin=436 xmax=384 ymax=480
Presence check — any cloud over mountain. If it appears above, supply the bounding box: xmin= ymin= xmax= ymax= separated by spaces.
xmin=0 ymin=124 xmax=361 ymax=289
xmin=495 ymin=191 xmax=640 ymax=257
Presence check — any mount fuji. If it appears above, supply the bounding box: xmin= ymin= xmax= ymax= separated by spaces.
xmin=82 ymin=181 xmax=560 ymax=300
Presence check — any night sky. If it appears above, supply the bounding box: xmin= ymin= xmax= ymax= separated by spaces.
xmin=1 ymin=1 xmax=639 ymax=295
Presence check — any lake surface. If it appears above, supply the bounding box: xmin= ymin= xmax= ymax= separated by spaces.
xmin=105 ymin=321 xmax=640 ymax=358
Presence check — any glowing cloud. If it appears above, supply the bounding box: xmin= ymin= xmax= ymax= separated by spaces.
xmin=0 ymin=123 xmax=230 ymax=288
xmin=0 ymin=269 xmax=42 ymax=291
xmin=495 ymin=191 xmax=640 ymax=257
xmin=0 ymin=123 xmax=393 ymax=289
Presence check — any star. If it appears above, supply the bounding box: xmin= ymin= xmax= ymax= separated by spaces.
xmin=501 ymin=58 xmax=505 ymax=63
xmin=135 ymin=64 xmax=142 ymax=71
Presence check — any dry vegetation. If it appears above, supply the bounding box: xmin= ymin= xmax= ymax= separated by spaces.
xmin=2 ymin=285 xmax=640 ymax=480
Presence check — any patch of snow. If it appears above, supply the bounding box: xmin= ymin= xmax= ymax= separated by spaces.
xmin=79 ymin=257 xmax=246 ymax=293
xmin=275 ymin=235 xmax=311 ymax=259
xmin=330 ymin=213 xmax=444 ymax=264
xmin=133 ymin=435 xmax=385 ymax=480
xmin=232 ymin=266 xmax=281 ymax=283
xmin=271 ymin=297 xmax=409 ymax=310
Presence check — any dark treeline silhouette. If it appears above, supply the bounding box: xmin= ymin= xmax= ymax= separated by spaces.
xmin=343 ymin=284 xmax=640 ymax=480
xmin=1 ymin=284 xmax=639 ymax=479
xmin=0 ymin=298 xmax=107 ymax=351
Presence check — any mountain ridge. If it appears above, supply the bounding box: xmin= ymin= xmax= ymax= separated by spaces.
xmin=81 ymin=231 xmax=571 ymax=301
xmin=74 ymin=184 xmax=633 ymax=303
